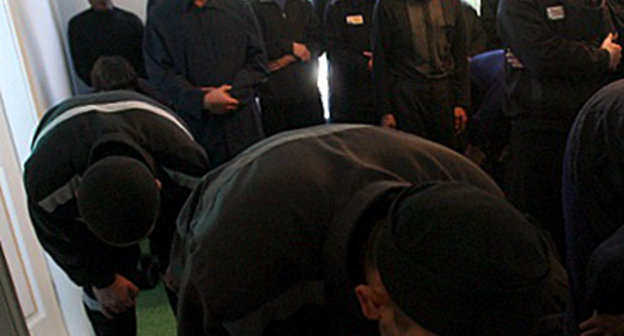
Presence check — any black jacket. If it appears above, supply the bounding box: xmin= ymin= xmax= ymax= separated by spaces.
xmin=69 ymin=7 xmax=146 ymax=86
xmin=563 ymin=79 xmax=624 ymax=334
xmin=251 ymin=0 xmax=323 ymax=102
xmin=498 ymin=0 xmax=612 ymax=120
xmin=24 ymin=91 xmax=209 ymax=289
xmin=372 ymin=0 xmax=470 ymax=117
xmin=462 ymin=2 xmax=487 ymax=57
xmin=325 ymin=0 xmax=376 ymax=123
xmin=172 ymin=125 xmax=502 ymax=335
xmin=480 ymin=0 xmax=501 ymax=50
xmin=144 ymin=0 xmax=268 ymax=161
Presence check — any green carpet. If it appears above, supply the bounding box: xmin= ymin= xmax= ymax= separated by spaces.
xmin=136 ymin=282 xmax=176 ymax=336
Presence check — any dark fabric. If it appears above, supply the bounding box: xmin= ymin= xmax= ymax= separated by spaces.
xmin=606 ymin=0 xmax=624 ymax=78
xmin=468 ymin=49 xmax=508 ymax=184
xmin=480 ymin=0 xmax=501 ymax=49
xmin=498 ymin=0 xmax=611 ymax=120
xmin=462 ymin=2 xmax=488 ymax=57
xmin=390 ymin=79 xmax=455 ymax=148
xmin=325 ymin=0 xmax=377 ymax=124
xmin=376 ymin=182 xmax=550 ymax=336
xmin=172 ymin=124 xmax=503 ymax=335
xmin=372 ymin=0 xmax=470 ymax=118
xmin=78 ymin=157 xmax=160 ymax=245
xmin=23 ymin=91 xmax=208 ymax=290
xmin=68 ymin=7 xmax=145 ymax=86
xmin=563 ymin=80 xmax=624 ymax=335
xmin=84 ymin=303 xmax=137 ymax=336
xmin=260 ymin=94 xmax=325 ymax=136
xmin=499 ymin=0 xmax=613 ymax=261
xmin=250 ymin=0 xmax=325 ymax=136
xmin=507 ymin=118 xmax=571 ymax=257
xmin=144 ymin=0 xmax=268 ymax=166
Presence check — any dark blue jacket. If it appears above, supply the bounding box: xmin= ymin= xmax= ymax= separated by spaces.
xmin=563 ymin=79 xmax=624 ymax=335
xmin=144 ymin=0 xmax=268 ymax=164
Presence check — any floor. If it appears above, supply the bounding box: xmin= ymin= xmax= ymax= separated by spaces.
xmin=136 ymin=283 xmax=176 ymax=336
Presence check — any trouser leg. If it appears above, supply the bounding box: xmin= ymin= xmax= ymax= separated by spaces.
xmin=507 ymin=120 xmax=568 ymax=257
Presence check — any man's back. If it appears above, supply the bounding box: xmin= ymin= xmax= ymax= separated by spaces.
xmin=173 ymin=125 xmax=502 ymax=335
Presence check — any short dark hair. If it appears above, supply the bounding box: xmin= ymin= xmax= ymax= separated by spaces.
xmin=90 ymin=56 xmax=139 ymax=92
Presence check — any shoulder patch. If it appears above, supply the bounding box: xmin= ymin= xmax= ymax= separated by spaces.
xmin=546 ymin=5 xmax=565 ymax=20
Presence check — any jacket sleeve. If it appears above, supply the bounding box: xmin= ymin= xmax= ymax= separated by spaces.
xmin=480 ymin=0 xmax=501 ymax=49
xmin=143 ymin=16 xmax=205 ymax=120
xmin=325 ymin=2 xmax=370 ymax=73
xmin=230 ymin=2 xmax=269 ymax=105
xmin=252 ymin=2 xmax=293 ymax=60
xmin=450 ymin=4 xmax=471 ymax=108
xmin=498 ymin=0 xmax=610 ymax=78
xmin=27 ymin=202 xmax=117 ymax=289
xmin=586 ymin=224 xmax=624 ymax=314
xmin=463 ymin=4 xmax=488 ymax=56
xmin=372 ymin=0 xmax=394 ymax=118
xmin=303 ymin=1 xmax=324 ymax=59
xmin=68 ymin=19 xmax=93 ymax=86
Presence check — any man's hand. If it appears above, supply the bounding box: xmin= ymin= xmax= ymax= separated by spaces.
xmin=505 ymin=50 xmax=525 ymax=69
xmin=601 ymin=32 xmax=622 ymax=71
xmin=202 ymin=85 xmax=239 ymax=115
xmin=363 ymin=51 xmax=373 ymax=71
xmin=93 ymin=274 xmax=140 ymax=320
xmin=454 ymin=107 xmax=468 ymax=132
xmin=579 ymin=311 xmax=624 ymax=336
xmin=163 ymin=265 xmax=179 ymax=293
xmin=268 ymin=54 xmax=298 ymax=72
xmin=293 ymin=42 xmax=311 ymax=62
xmin=380 ymin=113 xmax=397 ymax=129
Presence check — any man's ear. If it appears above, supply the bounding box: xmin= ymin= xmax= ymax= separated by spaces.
xmin=355 ymin=284 xmax=383 ymax=320
xmin=155 ymin=179 xmax=162 ymax=190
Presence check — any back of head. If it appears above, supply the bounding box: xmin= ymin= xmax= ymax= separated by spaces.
xmin=375 ymin=182 xmax=550 ymax=336
xmin=77 ymin=156 xmax=160 ymax=246
xmin=90 ymin=56 xmax=139 ymax=92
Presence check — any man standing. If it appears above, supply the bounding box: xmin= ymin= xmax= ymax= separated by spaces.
xmin=144 ymin=0 xmax=268 ymax=167
xmin=372 ymin=0 xmax=470 ymax=148
xmin=68 ymin=0 xmax=146 ymax=87
xmin=170 ymin=125 xmax=550 ymax=335
xmin=325 ymin=0 xmax=377 ymax=124
xmin=24 ymin=91 xmax=209 ymax=336
xmin=498 ymin=0 xmax=621 ymax=256
xmin=250 ymin=0 xmax=325 ymax=136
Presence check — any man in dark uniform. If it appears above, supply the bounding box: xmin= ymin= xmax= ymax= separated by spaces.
xmin=250 ymin=0 xmax=325 ymax=136
xmin=23 ymin=91 xmax=209 ymax=336
xmin=170 ymin=125 xmax=551 ymax=336
xmin=325 ymin=0 xmax=377 ymax=124
xmin=144 ymin=0 xmax=268 ymax=167
xmin=563 ymin=80 xmax=624 ymax=335
xmin=498 ymin=0 xmax=621 ymax=256
xmin=372 ymin=0 xmax=470 ymax=148
xmin=68 ymin=0 xmax=146 ymax=87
